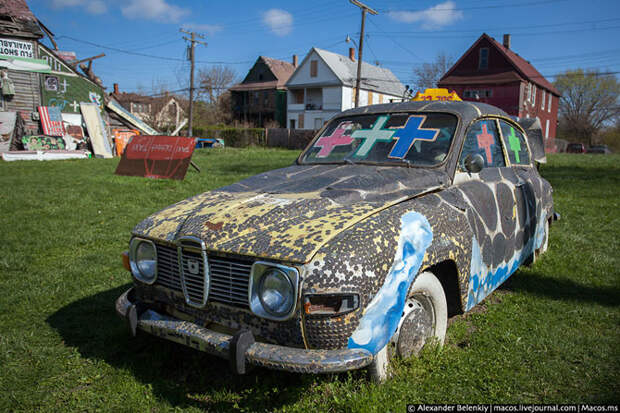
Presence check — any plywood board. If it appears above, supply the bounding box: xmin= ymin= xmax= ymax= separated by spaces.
xmin=80 ymin=102 xmax=113 ymax=158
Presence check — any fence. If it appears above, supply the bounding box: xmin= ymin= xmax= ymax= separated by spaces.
xmin=191 ymin=127 xmax=318 ymax=150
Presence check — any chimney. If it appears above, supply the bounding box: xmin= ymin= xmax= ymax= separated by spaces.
xmin=503 ymin=34 xmax=511 ymax=50
xmin=292 ymin=54 xmax=298 ymax=67
xmin=349 ymin=47 xmax=355 ymax=62
xmin=113 ymin=83 xmax=119 ymax=94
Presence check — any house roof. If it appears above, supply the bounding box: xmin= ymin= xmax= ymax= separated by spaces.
xmin=300 ymin=47 xmax=406 ymax=97
xmin=440 ymin=33 xmax=560 ymax=96
xmin=262 ymin=56 xmax=295 ymax=86
xmin=230 ymin=56 xmax=295 ymax=91
xmin=110 ymin=91 xmax=186 ymax=113
xmin=0 ymin=0 xmax=43 ymax=38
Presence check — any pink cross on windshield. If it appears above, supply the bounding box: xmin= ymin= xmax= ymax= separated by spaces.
xmin=314 ymin=122 xmax=354 ymax=158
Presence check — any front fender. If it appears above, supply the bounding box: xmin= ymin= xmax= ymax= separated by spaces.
xmin=300 ymin=192 xmax=474 ymax=351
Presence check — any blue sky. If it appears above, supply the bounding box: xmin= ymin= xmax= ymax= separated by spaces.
xmin=30 ymin=0 xmax=620 ymax=95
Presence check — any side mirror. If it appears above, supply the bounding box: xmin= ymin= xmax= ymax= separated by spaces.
xmin=464 ymin=153 xmax=484 ymax=173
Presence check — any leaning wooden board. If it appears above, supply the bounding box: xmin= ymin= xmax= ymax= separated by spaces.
xmin=80 ymin=103 xmax=113 ymax=158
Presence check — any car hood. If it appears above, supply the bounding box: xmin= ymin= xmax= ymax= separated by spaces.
xmin=133 ymin=164 xmax=449 ymax=263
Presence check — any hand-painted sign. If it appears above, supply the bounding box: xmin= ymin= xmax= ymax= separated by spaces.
xmin=113 ymin=129 xmax=139 ymax=156
xmin=476 ymin=122 xmax=495 ymax=164
xmin=38 ymin=106 xmax=65 ymax=136
xmin=388 ymin=115 xmax=439 ymax=159
xmin=412 ymin=88 xmax=461 ymax=102
xmin=115 ymin=136 xmax=196 ymax=180
xmin=38 ymin=45 xmax=104 ymax=114
xmin=314 ymin=121 xmax=353 ymax=158
xmin=0 ymin=38 xmax=34 ymax=59
xmin=22 ymin=135 xmax=66 ymax=150
xmin=351 ymin=116 xmax=395 ymax=158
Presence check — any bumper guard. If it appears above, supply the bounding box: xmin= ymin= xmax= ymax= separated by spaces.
xmin=115 ymin=288 xmax=373 ymax=374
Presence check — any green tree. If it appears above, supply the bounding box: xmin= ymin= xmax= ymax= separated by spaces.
xmin=554 ymin=69 xmax=620 ymax=145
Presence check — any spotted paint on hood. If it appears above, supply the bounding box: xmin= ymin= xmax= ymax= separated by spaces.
xmin=132 ymin=164 xmax=447 ymax=263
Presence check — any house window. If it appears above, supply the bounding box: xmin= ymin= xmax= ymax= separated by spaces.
xmin=368 ymin=91 xmax=373 ymax=105
xmin=479 ymin=48 xmax=489 ymax=70
xmin=314 ymin=118 xmax=323 ymax=129
xmin=298 ymin=113 xmax=304 ymax=129
xmin=293 ymin=89 xmax=304 ymax=104
xmin=310 ymin=60 xmax=318 ymax=77
xmin=541 ymin=90 xmax=546 ymax=110
xmin=532 ymin=85 xmax=536 ymax=105
xmin=545 ymin=119 xmax=550 ymax=139
xmin=290 ymin=119 xmax=296 ymax=129
xmin=526 ymin=83 xmax=532 ymax=102
xmin=547 ymin=94 xmax=552 ymax=112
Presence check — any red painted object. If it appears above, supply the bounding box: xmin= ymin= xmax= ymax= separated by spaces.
xmin=438 ymin=33 xmax=560 ymax=143
xmin=115 ymin=135 xmax=196 ymax=180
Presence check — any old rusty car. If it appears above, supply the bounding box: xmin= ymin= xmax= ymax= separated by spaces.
xmin=116 ymin=101 xmax=556 ymax=382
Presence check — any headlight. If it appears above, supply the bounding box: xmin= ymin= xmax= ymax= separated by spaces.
xmin=249 ymin=262 xmax=299 ymax=321
xmin=129 ymin=238 xmax=157 ymax=284
xmin=258 ymin=269 xmax=294 ymax=317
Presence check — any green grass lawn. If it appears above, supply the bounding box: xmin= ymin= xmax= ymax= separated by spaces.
xmin=0 ymin=148 xmax=618 ymax=411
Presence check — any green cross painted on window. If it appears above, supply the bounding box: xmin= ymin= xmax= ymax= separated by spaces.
xmin=508 ymin=127 xmax=521 ymax=163
xmin=350 ymin=115 xmax=395 ymax=158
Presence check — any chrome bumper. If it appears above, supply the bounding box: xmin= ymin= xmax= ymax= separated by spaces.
xmin=115 ymin=288 xmax=373 ymax=374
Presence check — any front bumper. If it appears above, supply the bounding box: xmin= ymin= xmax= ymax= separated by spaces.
xmin=115 ymin=288 xmax=373 ymax=374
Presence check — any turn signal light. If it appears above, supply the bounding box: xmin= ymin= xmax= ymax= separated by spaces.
xmin=304 ymin=294 xmax=359 ymax=316
xmin=122 ymin=251 xmax=130 ymax=271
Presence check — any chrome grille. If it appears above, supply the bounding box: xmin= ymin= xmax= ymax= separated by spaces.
xmin=178 ymin=242 xmax=208 ymax=308
xmin=154 ymin=243 xmax=251 ymax=308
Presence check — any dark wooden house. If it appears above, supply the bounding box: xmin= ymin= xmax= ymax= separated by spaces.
xmin=439 ymin=33 xmax=560 ymax=143
xmin=0 ymin=0 xmax=44 ymax=133
xmin=230 ymin=56 xmax=296 ymax=127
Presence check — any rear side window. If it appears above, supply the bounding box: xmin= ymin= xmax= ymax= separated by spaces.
xmin=459 ymin=119 xmax=505 ymax=170
xmin=499 ymin=120 xmax=530 ymax=165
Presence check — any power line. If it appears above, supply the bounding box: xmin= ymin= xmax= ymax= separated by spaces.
xmin=382 ymin=0 xmax=570 ymax=13
xmin=371 ymin=17 xmax=620 ymax=35
xmin=56 ymin=35 xmax=253 ymax=64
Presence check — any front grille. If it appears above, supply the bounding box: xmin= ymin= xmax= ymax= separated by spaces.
xmin=155 ymin=243 xmax=252 ymax=308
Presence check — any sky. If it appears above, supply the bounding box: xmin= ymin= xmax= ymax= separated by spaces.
xmin=29 ymin=0 xmax=620 ymax=96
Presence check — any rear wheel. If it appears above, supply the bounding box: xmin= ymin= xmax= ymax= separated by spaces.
xmin=368 ymin=271 xmax=448 ymax=383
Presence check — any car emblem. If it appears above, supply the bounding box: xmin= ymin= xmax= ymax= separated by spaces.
xmin=187 ymin=259 xmax=200 ymax=275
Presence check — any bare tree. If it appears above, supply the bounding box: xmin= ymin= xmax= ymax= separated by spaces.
xmin=554 ymin=69 xmax=620 ymax=145
xmin=197 ymin=65 xmax=237 ymax=105
xmin=412 ymin=53 xmax=454 ymax=92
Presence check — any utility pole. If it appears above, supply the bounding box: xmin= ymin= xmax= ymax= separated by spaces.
xmin=350 ymin=0 xmax=378 ymax=108
xmin=180 ymin=29 xmax=207 ymax=137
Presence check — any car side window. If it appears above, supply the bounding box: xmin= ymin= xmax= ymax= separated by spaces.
xmin=499 ymin=120 xmax=531 ymax=165
xmin=459 ymin=119 xmax=505 ymax=170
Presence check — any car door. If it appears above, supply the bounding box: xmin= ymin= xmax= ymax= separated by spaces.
xmin=497 ymin=119 xmax=540 ymax=257
xmin=452 ymin=117 xmax=521 ymax=307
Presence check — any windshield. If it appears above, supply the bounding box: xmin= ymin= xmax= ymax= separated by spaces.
xmin=300 ymin=112 xmax=458 ymax=166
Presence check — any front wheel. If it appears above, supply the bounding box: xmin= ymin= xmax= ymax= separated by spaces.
xmin=368 ymin=271 xmax=448 ymax=383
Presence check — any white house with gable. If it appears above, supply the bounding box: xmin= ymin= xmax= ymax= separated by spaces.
xmin=285 ymin=47 xmax=407 ymax=130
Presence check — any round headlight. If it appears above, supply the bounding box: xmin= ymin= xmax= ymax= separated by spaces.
xmin=258 ymin=269 xmax=294 ymax=316
xmin=130 ymin=238 xmax=157 ymax=284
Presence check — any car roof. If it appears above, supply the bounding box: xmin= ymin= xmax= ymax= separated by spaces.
xmin=337 ymin=100 xmax=508 ymax=126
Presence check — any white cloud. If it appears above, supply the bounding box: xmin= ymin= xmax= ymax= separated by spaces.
xmin=388 ymin=1 xmax=463 ymax=30
xmin=50 ymin=0 xmax=107 ymax=15
xmin=262 ymin=9 xmax=293 ymax=36
xmin=181 ymin=23 xmax=223 ymax=35
xmin=121 ymin=0 xmax=190 ymax=23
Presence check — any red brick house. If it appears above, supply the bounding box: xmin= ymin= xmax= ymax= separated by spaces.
xmin=438 ymin=33 xmax=560 ymax=143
